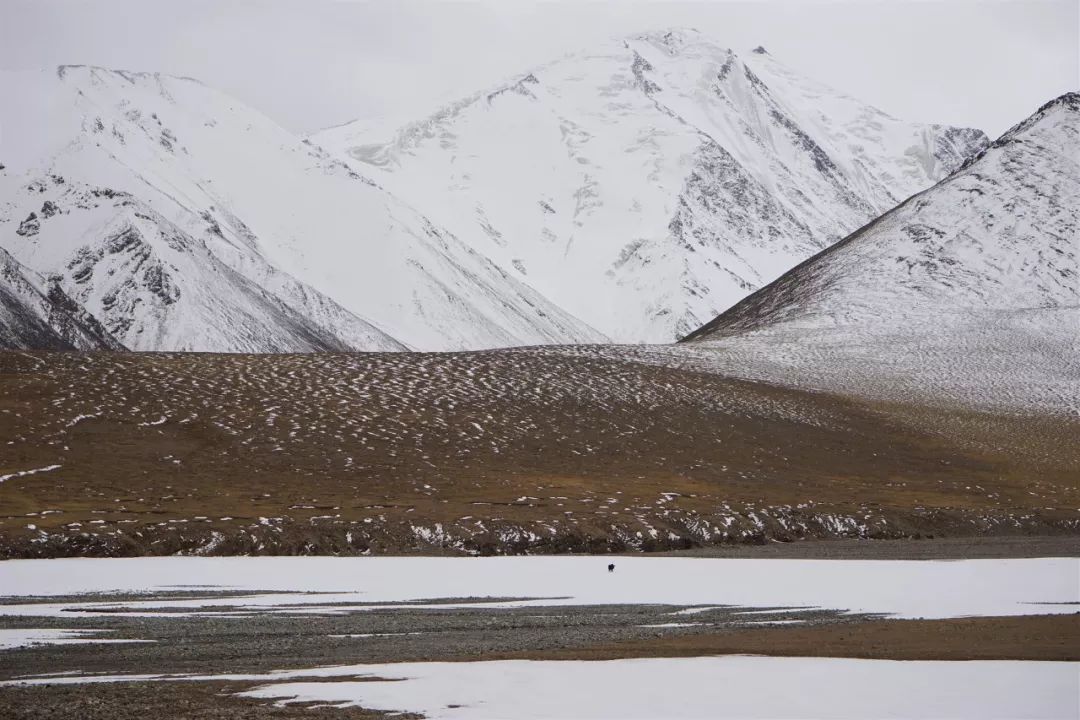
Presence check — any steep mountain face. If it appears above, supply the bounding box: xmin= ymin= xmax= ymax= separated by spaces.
xmin=0 ymin=247 xmax=123 ymax=350
xmin=315 ymin=28 xmax=988 ymax=342
xmin=680 ymin=93 xmax=1079 ymax=413
xmin=0 ymin=66 xmax=600 ymax=351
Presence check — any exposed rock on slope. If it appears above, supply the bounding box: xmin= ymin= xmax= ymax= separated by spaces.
xmin=681 ymin=93 xmax=1079 ymax=414
xmin=0 ymin=66 xmax=600 ymax=351
xmin=316 ymin=28 xmax=988 ymax=341
xmin=0 ymin=247 xmax=123 ymax=350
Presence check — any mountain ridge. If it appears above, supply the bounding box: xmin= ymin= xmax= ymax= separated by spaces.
xmin=0 ymin=64 xmax=602 ymax=352
xmin=0 ymin=245 xmax=125 ymax=351
xmin=314 ymin=28 xmax=989 ymax=342
xmin=683 ymin=91 xmax=1078 ymax=341
xmin=674 ymin=92 xmax=1078 ymax=415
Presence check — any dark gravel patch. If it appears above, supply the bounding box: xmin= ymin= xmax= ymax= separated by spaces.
xmin=0 ymin=680 xmax=417 ymax=719
xmin=0 ymin=593 xmax=858 ymax=681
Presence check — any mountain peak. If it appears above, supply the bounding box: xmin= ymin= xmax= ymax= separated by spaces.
xmin=953 ymin=89 xmax=1077 ymax=173
xmin=0 ymin=62 xmax=601 ymax=352
xmin=1004 ymin=90 xmax=1078 ymax=135
xmin=1006 ymin=90 xmax=1075 ymax=129
xmin=314 ymin=28 xmax=990 ymax=342
xmin=631 ymin=27 xmax=713 ymax=54
xmin=55 ymin=64 xmax=202 ymax=87
xmin=1043 ymin=90 xmax=1080 ymax=111
xmin=684 ymin=91 xmax=1076 ymax=341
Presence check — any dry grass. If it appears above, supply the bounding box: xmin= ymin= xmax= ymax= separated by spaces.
xmin=1 ymin=349 xmax=1076 ymax=556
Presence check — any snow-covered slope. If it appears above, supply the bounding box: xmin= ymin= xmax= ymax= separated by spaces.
xmin=315 ymin=28 xmax=988 ymax=342
xmin=0 ymin=246 xmax=123 ymax=350
xmin=680 ymin=93 xmax=1080 ymax=413
xmin=0 ymin=66 xmax=600 ymax=351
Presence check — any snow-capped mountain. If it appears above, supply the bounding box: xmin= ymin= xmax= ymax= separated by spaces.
xmin=0 ymin=246 xmax=123 ymax=350
xmin=315 ymin=28 xmax=988 ymax=342
xmin=0 ymin=66 xmax=600 ymax=351
xmin=680 ymin=93 xmax=1079 ymax=413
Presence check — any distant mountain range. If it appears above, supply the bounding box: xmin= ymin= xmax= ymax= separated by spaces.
xmin=1 ymin=29 xmax=989 ymax=351
xmin=0 ymin=66 xmax=598 ymax=351
xmin=317 ymin=28 xmax=987 ymax=341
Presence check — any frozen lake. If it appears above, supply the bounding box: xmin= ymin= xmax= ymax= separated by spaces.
xmin=2 ymin=555 xmax=1076 ymax=719
xmin=6 ymin=655 xmax=1076 ymax=719
xmin=1 ymin=555 xmax=1076 ymax=619
xmin=235 ymin=656 xmax=1079 ymax=720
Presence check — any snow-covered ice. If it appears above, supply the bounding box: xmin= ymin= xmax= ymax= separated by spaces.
xmin=233 ymin=657 xmax=1079 ymax=720
xmin=0 ymin=556 xmax=1075 ymax=620
xmin=3 ymin=556 xmax=1075 ymax=718
xmin=7 ymin=656 xmax=1072 ymax=719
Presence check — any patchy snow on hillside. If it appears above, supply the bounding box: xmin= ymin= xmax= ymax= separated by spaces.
xmin=679 ymin=93 xmax=1079 ymax=414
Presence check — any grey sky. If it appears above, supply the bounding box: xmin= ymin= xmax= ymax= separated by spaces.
xmin=2 ymin=0 xmax=1076 ymax=138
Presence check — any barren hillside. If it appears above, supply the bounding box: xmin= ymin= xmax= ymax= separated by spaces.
xmin=1 ymin=348 xmax=1075 ymax=558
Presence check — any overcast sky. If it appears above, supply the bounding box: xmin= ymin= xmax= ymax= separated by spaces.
xmin=2 ymin=0 xmax=1076 ymax=138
